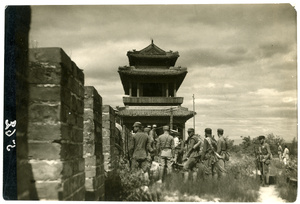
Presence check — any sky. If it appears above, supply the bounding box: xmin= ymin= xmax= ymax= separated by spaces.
xmin=28 ymin=4 xmax=297 ymax=144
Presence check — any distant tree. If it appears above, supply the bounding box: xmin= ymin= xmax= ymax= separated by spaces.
xmin=289 ymin=137 xmax=297 ymax=156
xmin=224 ymin=135 xmax=234 ymax=150
xmin=265 ymin=133 xmax=285 ymax=157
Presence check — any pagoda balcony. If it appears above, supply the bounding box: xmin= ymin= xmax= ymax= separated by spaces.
xmin=123 ymin=97 xmax=183 ymax=106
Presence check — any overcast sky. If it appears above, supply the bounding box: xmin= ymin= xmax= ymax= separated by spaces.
xmin=29 ymin=4 xmax=297 ymax=143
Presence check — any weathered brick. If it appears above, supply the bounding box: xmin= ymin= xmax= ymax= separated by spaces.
xmin=84 ymin=86 xmax=94 ymax=98
xmin=28 ymin=103 xmax=61 ymax=123
xmin=72 ymin=128 xmax=83 ymax=143
xmin=28 ymin=142 xmax=61 ymax=160
xmin=73 ymin=186 xmax=85 ymax=201
xmin=84 ymin=97 xmax=94 ymax=109
xmin=73 ymin=158 xmax=85 ymax=174
xmin=72 ymin=80 xmax=80 ymax=96
xmin=29 ymin=84 xmax=61 ymax=101
xmin=77 ymin=68 xmax=84 ymax=85
xmin=102 ymin=120 xmax=111 ymax=129
xmin=71 ymin=173 xmax=85 ymax=192
xmin=85 ymin=166 xmax=96 ymax=178
xmin=61 ymin=87 xmax=71 ymax=107
xmin=95 ymin=143 xmax=103 ymax=156
xmin=84 ymin=109 xmax=94 ymax=121
xmin=35 ymin=181 xmax=62 ymax=200
xmin=102 ymin=114 xmax=111 ymax=121
xmin=29 ymin=48 xmax=72 ymax=72
xmin=60 ymin=104 xmax=70 ymax=123
xmin=28 ymin=61 xmax=64 ymax=84
xmin=61 ymin=124 xmax=71 ymax=141
xmin=70 ymin=94 xmax=77 ymax=112
xmin=67 ymin=111 xmax=76 ymax=125
xmin=102 ymin=128 xmax=111 ymax=138
xmin=62 ymin=161 xmax=73 ymax=179
xmin=28 ymin=122 xmax=61 ymax=141
xmin=83 ymin=143 xmax=95 ymax=156
xmin=30 ymin=160 xmax=63 ymax=180
xmin=71 ymin=61 xmax=78 ymax=78
xmin=102 ymin=137 xmax=111 ymax=146
xmin=103 ymin=145 xmax=111 ymax=153
xmin=62 ymin=178 xmax=72 ymax=198
xmin=76 ymin=116 xmax=84 ymax=129
xmin=85 ymin=177 xmax=96 ymax=191
xmin=77 ymin=99 xmax=84 ymax=114
xmin=85 ymin=155 xmax=96 ymax=166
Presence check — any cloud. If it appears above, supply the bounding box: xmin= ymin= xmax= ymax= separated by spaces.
xmin=29 ymin=4 xmax=297 ymax=142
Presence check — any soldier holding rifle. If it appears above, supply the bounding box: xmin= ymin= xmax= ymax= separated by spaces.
xmin=257 ymin=135 xmax=272 ymax=187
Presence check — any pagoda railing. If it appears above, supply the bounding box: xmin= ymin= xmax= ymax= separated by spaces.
xmin=123 ymin=97 xmax=183 ymax=106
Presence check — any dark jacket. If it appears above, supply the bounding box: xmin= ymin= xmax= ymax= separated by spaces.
xmin=132 ymin=131 xmax=153 ymax=160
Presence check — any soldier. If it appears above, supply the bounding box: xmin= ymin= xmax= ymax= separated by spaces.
xmin=171 ymin=130 xmax=182 ymax=164
xmin=282 ymin=145 xmax=289 ymax=165
xmin=145 ymin=127 xmax=155 ymax=163
xmin=150 ymin=124 xmax=158 ymax=161
xmin=131 ymin=122 xmax=153 ymax=184
xmin=277 ymin=143 xmax=283 ymax=161
xmin=257 ymin=135 xmax=272 ymax=187
xmin=182 ymin=128 xmax=201 ymax=182
xmin=200 ymin=128 xmax=218 ymax=179
xmin=215 ymin=128 xmax=227 ymax=178
xmin=156 ymin=125 xmax=174 ymax=183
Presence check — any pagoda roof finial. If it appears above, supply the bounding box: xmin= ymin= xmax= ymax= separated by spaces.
xmin=151 ymin=38 xmax=154 ymax=45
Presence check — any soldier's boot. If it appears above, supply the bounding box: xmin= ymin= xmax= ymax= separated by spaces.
xmin=184 ymin=172 xmax=189 ymax=183
xmin=192 ymin=172 xmax=197 ymax=182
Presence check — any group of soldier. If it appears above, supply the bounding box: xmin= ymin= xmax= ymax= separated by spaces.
xmin=129 ymin=121 xmax=291 ymax=188
xmin=129 ymin=121 xmax=230 ymax=185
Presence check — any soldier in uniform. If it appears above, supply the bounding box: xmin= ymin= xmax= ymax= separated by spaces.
xmin=257 ymin=135 xmax=272 ymax=186
xmin=282 ymin=145 xmax=290 ymax=165
xmin=277 ymin=143 xmax=283 ymax=161
xmin=131 ymin=122 xmax=153 ymax=184
xmin=215 ymin=128 xmax=227 ymax=178
xmin=200 ymin=128 xmax=218 ymax=179
xmin=149 ymin=124 xmax=158 ymax=161
xmin=182 ymin=128 xmax=201 ymax=182
xmin=156 ymin=125 xmax=175 ymax=183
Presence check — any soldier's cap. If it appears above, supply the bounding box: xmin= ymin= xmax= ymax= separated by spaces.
xmin=217 ymin=128 xmax=224 ymax=134
xmin=147 ymin=125 xmax=151 ymax=128
xmin=163 ymin=125 xmax=170 ymax=131
xmin=187 ymin=128 xmax=194 ymax=132
xmin=258 ymin=135 xmax=265 ymax=140
xmin=132 ymin=122 xmax=142 ymax=127
xmin=144 ymin=127 xmax=151 ymax=132
xmin=152 ymin=124 xmax=157 ymax=128
xmin=205 ymin=128 xmax=212 ymax=134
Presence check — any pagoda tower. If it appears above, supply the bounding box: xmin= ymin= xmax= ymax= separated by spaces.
xmin=117 ymin=40 xmax=195 ymax=137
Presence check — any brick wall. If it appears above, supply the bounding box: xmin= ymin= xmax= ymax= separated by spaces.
xmin=27 ymin=48 xmax=85 ymax=200
xmin=83 ymin=86 xmax=105 ymax=200
xmin=102 ymin=105 xmax=116 ymax=172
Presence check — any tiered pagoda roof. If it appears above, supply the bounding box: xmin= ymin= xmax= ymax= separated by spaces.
xmin=127 ymin=40 xmax=179 ymax=68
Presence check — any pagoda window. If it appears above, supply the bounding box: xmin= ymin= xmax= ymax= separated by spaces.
xmin=142 ymin=83 xmax=163 ymax=97
xmin=131 ymin=82 xmax=137 ymax=97
xmin=167 ymin=83 xmax=175 ymax=97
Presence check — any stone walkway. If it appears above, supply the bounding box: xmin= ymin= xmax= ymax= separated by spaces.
xmin=257 ymin=185 xmax=286 ymax=203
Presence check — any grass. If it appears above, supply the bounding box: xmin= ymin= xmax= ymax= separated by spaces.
xmin=271 ymin=158 xmax=298 ymax=202
xmin=160 ymin=172 xmax=260 ymax=202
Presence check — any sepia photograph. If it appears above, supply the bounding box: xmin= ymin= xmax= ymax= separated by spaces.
xmin=2 ymin=2 xmax=298 ymax=202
